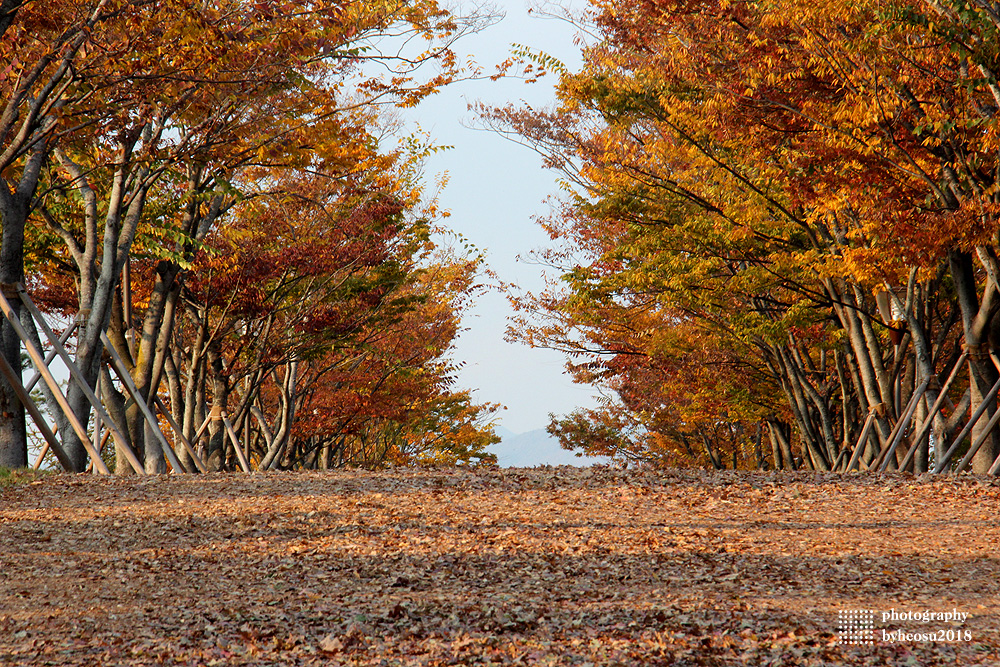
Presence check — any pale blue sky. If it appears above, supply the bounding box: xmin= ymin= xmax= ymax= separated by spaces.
xmin=405 ymin=0 xmax=598 ymax=434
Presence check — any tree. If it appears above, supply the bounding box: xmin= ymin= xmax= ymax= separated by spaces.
xmin=498 ymin=0 xmax=1000 ymax=472
xmin=0 ymin=0 xmax=132 ymax=467
xmin=10 ymin=0 xmax=489 ymax=471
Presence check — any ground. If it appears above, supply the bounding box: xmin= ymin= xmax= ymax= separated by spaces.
xmin=1 ymin=467 xmax=998 ymax=666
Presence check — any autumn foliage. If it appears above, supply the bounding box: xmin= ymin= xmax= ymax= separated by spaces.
xmin=498 ymin=0 xmax=1000 ymax=472
xmin=1 ymin=0 xmax=499 ymax=471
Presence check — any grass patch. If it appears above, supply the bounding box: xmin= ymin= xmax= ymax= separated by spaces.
xmin=0 ymin=466 xmax=47 ymax=487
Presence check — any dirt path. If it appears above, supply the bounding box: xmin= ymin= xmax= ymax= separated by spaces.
xmin=1 ymin=468 xmax=998 ymax=665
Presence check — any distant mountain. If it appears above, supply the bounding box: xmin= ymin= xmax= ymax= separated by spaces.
xmin=492 ymin=424 xmax=518 ymax=442
xmin=488 ymin=428 xmax=609 ymax=468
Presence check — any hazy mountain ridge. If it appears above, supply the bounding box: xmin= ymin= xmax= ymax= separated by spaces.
xmin=488 ymin=427 xmax=609 ymax=467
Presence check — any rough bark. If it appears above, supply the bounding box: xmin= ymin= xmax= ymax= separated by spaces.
xmin=0 ymin=200 xmax=26 ymax=468
xmin=0 ymin=145 xmax=48 ymax=468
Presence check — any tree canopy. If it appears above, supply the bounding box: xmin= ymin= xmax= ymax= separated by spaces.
xmin=1 ymin=0 xmax=499 ymax=472
xmin=497 ymin=0 xmax=1000 ymax=473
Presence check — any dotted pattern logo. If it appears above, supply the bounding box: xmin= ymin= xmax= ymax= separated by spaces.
xmin=838 ymin=609 xmax=875 ymax=645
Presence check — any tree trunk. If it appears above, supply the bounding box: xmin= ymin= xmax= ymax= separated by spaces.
xmin=125 ymin=262 xmax=181 ymax=473
xmin=767 ymin=419 xmax=796 ymax=470
xmin=99 ymin=366 xmax=134 ymax=475
xmin=950 ymin=250 xmax=1000 ymax=473
xmin=205 ymin=345 xmax=229 ymax=470
xmin=164 ymin=346 xmax=191 ymax=471
xmin=0 ymin=152 xmax=41 ymax=468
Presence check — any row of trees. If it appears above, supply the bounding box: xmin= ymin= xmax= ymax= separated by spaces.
xmin=498 ymin=0 xmax=1000 ymax=473
xmin=1 ymin=0 xmax=499 ymax=472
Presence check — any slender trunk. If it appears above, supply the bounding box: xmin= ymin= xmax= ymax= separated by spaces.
xmin=182 ymin=309 xmax=208 ymax=460
xmin=193 ymin=363 xmax=207 ymax=466
xmin=164 ymin=344 xmax=192 ymax=471
xmin=950 ymin=250 xmax=1000 ymax=473
xmin=775 ymin=348 xmax=829 ymax=470
xmin=205 ymin=345 xmax=229 ymax=470
xmin=700 ymin=432 xmax=724 ymax=470
xmin=101 ymin=367 xmax=133 ymax=475
xmin=768 ymin=427 xmax=783 ymax=469
xmin=788 ymin=344 xmax=839 ymax=466
xmin=890 ymin=354 xmax=917 ymax=470
xmin=261 ymin=361 xmax=298 ymax=470
xmin=767 ymin=419 xmax=796 ymax=470
xmin=830 ymin=281 xmax=895 ymax=456
xmin=753 ymin=421 xmax=765 ymax=470
xmin=126 ymin=262 xmax=181 ymax=473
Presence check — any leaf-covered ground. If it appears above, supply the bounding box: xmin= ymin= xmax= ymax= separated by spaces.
xmin=1 ymin=468 xmax=998 ymax=666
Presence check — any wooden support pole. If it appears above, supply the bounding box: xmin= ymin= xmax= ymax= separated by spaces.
xmin=5 ymin=285 xmax=145 ymax=475
xmin=152 ymin=396 xmax=208 ymax=473
xmin=0 ymin=286 xmax=112 ymax=475
xmin=31 ymin=437 xmax=51 ymax=470
xmin=991 ymin=352 xmax=1000 ymax=373
xmin=186 ymin=411 xmax=250 ymax=472
xmin=981 ymin=351 xmax=1000 ymax=476
xmin=846 ymin=411 xmax=876 ymax=472
xmin=24 ymin=321 xmax=77 ymax=393
xmin=98 ymin=428 xmax=111 ymax=454
xmin=933 ymin=371 xmax=1000 ymax=473
xmin=831 ymin=448 xmax=847 ymax=472
xmin=85 ymin=430 xmax=113 ymax=474
xmin=986 ymin=446 xmax=1000 ymax=476
xmin=898 ymin=352 xmax=969 ymax=472
xmin=100 ymin=331 xmax=187 ymax=474
xmin=191 ymin=414 xmax=213 ymax=446
xmin=221 ymin=411 xmax=251 ymax=473
xmin=953 ymin=403 xmax=1000 ymax=473
xmin=877 ymin=378 xmax=931 ymax=473
xmin=868 ymin=390 xmax=921 ymax=471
